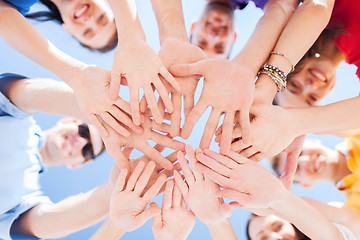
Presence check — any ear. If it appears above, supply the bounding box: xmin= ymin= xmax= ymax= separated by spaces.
xmin=190 ymin=21 xmax=197 ymax=35
xmin=232 ymin=30 xmax=237 ymax=43
xmin=67 ymin=162 xmax=83 ymax=169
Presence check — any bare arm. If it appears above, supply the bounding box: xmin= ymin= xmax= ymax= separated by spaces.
xmin=13 ymin=182 xmax=113 ymax=239
xmin=0 ymin=1 xmax=85 ymax=86
xmin=6 ymin=78 xmax=85 ymax=120
xmin=151 ymin=0 xmax=188 ymax=44
xmin=206 ymin=219 xmax=238 ymax=240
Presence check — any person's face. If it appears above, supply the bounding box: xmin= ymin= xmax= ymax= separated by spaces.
xmin=275 ymin=139 xmax=338 ymax=187
xmin=190 ymin=5 xmax=236 ymax=59
xmin=59 ymin=0 xmax=117 ymax=49
xmin=275 ymin=56 xmax=337 ymax=107
xmin=248 ymin=215 xmax=299 ymax=240
xmin=45 ymin=118 xmax=103 ymax=168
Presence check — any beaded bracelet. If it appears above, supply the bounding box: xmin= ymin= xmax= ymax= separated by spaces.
xmin=270 ymin=51 xmax=295 ymax=74
xmin=258 ymin=64 xmax=287 ymax=92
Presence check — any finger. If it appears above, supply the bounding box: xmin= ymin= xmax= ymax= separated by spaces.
xmin=122 ymin=147 xmax=134 ymax=159
xmin=114 ymin=168 xmax=128 ymax=192
xmin=139 ymin=95 xmax=148 ymax=114
xmin=227 ymin=151 xmax=249 ymax=164
xmin=113 ymin=150 xmax=131 ymax=170
xmin=151 ymin=99 xmax=165 ymax=130
xmin=219 ymin=203 xmax=232 ymax=219
xmin=184 ymin=93 xmax=195 ymax=118
xmin=143 ymin=173 xmax=167 ymax=201
xmin=129 ymin=87 xmax=141 ymax=126
xmin=136 ymin=204 xmax=161 ymax=228
xmin=172 ymin=181 xmax=182 ymax=207
xmin=229 ymin=201 xmax=243 ymax=209
xmin=99 ymin=112 xmax=131 ymax=137
xmin=134 ymin=161 xmax=156 ymax=194
xmin=231 ymin=124 xmax=242 ymax=139
xmin=165 ymin=151 xmax=178 ymax=163
xmin=153 ymin=79 xmax=174 ymax=114
xmin=160 ymin=65 xmax=181 ymax=92
xmin=217 ymin=189 xmax=251 ymax=205
xmin=215 ymin=125 xmax=223 ymax=138
xmin=196 ymin=150 xmax=232 ymax=176
xmin=154 ymin=144 xmax=166 ymax=154
xmin=150 ymin=202 xmax=162 ymax=225
xmin=149 ymin=131 xmax=185 ymax=151
xmin=238 ymin=108 xmax=251 ymax=145
xmin=89 ymin=114 xmax=108 ymax=137
xmin=177 ymin=151 xmax=195 ymax=185
xmin=240 ymin=147 xmax=259 ymax=159
xmin=163 ymin=179 xmax=174 ymax=210
xmin=144 ymin=85 xmax=163 ymax=124
xmin=249 ymin=152 xmax=266 ymax=162
xmin=202 ymin=149 xmax=238 ymax=168
xmin=186 ymin=145 xmax=203 ymax=181
xmin=181 ymin=103 xmax=207 ymax=139
xmin=113 ymin=96 xmax=132 ymax=115
xmin=231 ymin=139 xmax=251 ymax=152
xmin=110 ymin=71 xmax=121 ymax=100
xmin=220 ymin=112 xmax=235 ymax=155
xmin=139 ymin=143 xmax=174 ymax=170
xmin=195 ymin=162 xmax=230 ymax=187
xmin=169 ymin=62 xmax=203 ymax=78
xmin=173 ymin=170 xmax=189 ymax=198
xmin=170 ymin=93 xmax=182 ymax=137
xmin=200 ymin=109 xmax=221 ymax=150
xmin=280 ymin=152 xmax=298 ymax=190
xmin=126 ymin=161 xmax=146 ymax=191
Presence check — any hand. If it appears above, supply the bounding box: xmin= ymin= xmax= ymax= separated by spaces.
xmin=71 ymin=65 xmax=143 ymax=137
xmin=110 ymin=37 xmax=181 ymax=125
xmin=173 ymin=144 xmax=232 ymax=224
xmin=152 ymin=179 xmax=195 ymax=240
xmin=150 ymin=38 xmax=206 ymax=137
xmin=195 ymin=149 xmax=289 ymax=210
xmin=128 ymin=145 xmax=181 ymax=194
xmin=170 ymin=59 xmax=255 ymax=154
xmin=102 ymin=112 xmax=185 ymax=170
xmin=229 ymin=103 xmax=301 ymax=160
xmin=109 ymin=161 xmax=166 ymax=232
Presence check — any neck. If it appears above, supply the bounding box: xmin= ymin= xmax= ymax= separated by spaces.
xmin=333 ymin=151 xmax=352 ymax=183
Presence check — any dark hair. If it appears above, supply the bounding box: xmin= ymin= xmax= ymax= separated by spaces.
xmin=26 ymin=0 xmax=63 ymax=24
xmin=26 ymin=0 xmax=118 ymax=52
xmin=246 ymin=214 xmax=311 ymax=240
xmin=287 ymin=28 xmax=343 ymax=78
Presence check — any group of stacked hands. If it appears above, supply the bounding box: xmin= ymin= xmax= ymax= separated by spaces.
xmin=2 ymin=0 xmax=360 ymax=239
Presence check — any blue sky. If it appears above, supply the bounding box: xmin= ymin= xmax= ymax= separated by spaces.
xmin=1 ymin=0 xmax=360 ymax=239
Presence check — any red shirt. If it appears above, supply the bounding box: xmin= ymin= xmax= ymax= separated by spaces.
xmin=328 ymin=0 xmax=360 ymax=78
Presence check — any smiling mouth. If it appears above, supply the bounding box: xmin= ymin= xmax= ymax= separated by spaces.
xmin=74 ymin=4 xmax=89 ymax=19
xmin=309 ymin=68 xmax=327 ymax=84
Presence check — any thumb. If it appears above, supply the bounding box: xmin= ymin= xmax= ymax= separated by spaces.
xmin=150 ymin=202 xmax=162 ymax=225
xmin=219 ymin=203 xmax=232 ymax=219
xmin=280 ymin=151 xmax=298 ymax=190
xmin=169 ymin=61 xmax=204 ymax=78
xmin=137 ymin=204 xmax=161 ymax=228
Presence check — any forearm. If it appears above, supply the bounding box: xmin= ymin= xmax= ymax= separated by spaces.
xmin=272 ymin=189 xmax=343 ymax=240
xmin=268 ymin=0 xmax=334 ymax=72
xmin=106 ymin=0 xmax=145 ymax=42
xmin=233 ymin=0 xmax=298 ymax=73
xmin=24 ymin=183 xmax=113 ymax=239
xmin=89 ymin=218 xmax=125 ymax=240
xmin=151 ymin=0 xmax=188 ymax=45
xmin=294 ymin=96 xmax=360 ymax=135
xmin=8 ymin=78 xmax=85 ymax=120
xmin=0 ymin=4 xmax=86 ymax=86
xmin=206 ymin=219 xmax=238 ymax=240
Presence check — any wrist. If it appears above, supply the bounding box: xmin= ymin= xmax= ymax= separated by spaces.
xmin=270 ymin=186 xmax=292 ymax=211
xmin=254 ymin=75 xmax=278 ymax=104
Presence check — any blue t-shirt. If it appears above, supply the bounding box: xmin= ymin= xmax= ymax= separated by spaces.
xmin=0 ymin=73 xmax=51 ymax=240
xmin=4 ymin=0 xmax=39 ymax=15
xmin=229 ymin=0 xmax=267 ymax=10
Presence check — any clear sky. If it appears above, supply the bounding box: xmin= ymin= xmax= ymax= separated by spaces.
xmin=1 ymin=0 xmax=360 ymax=239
